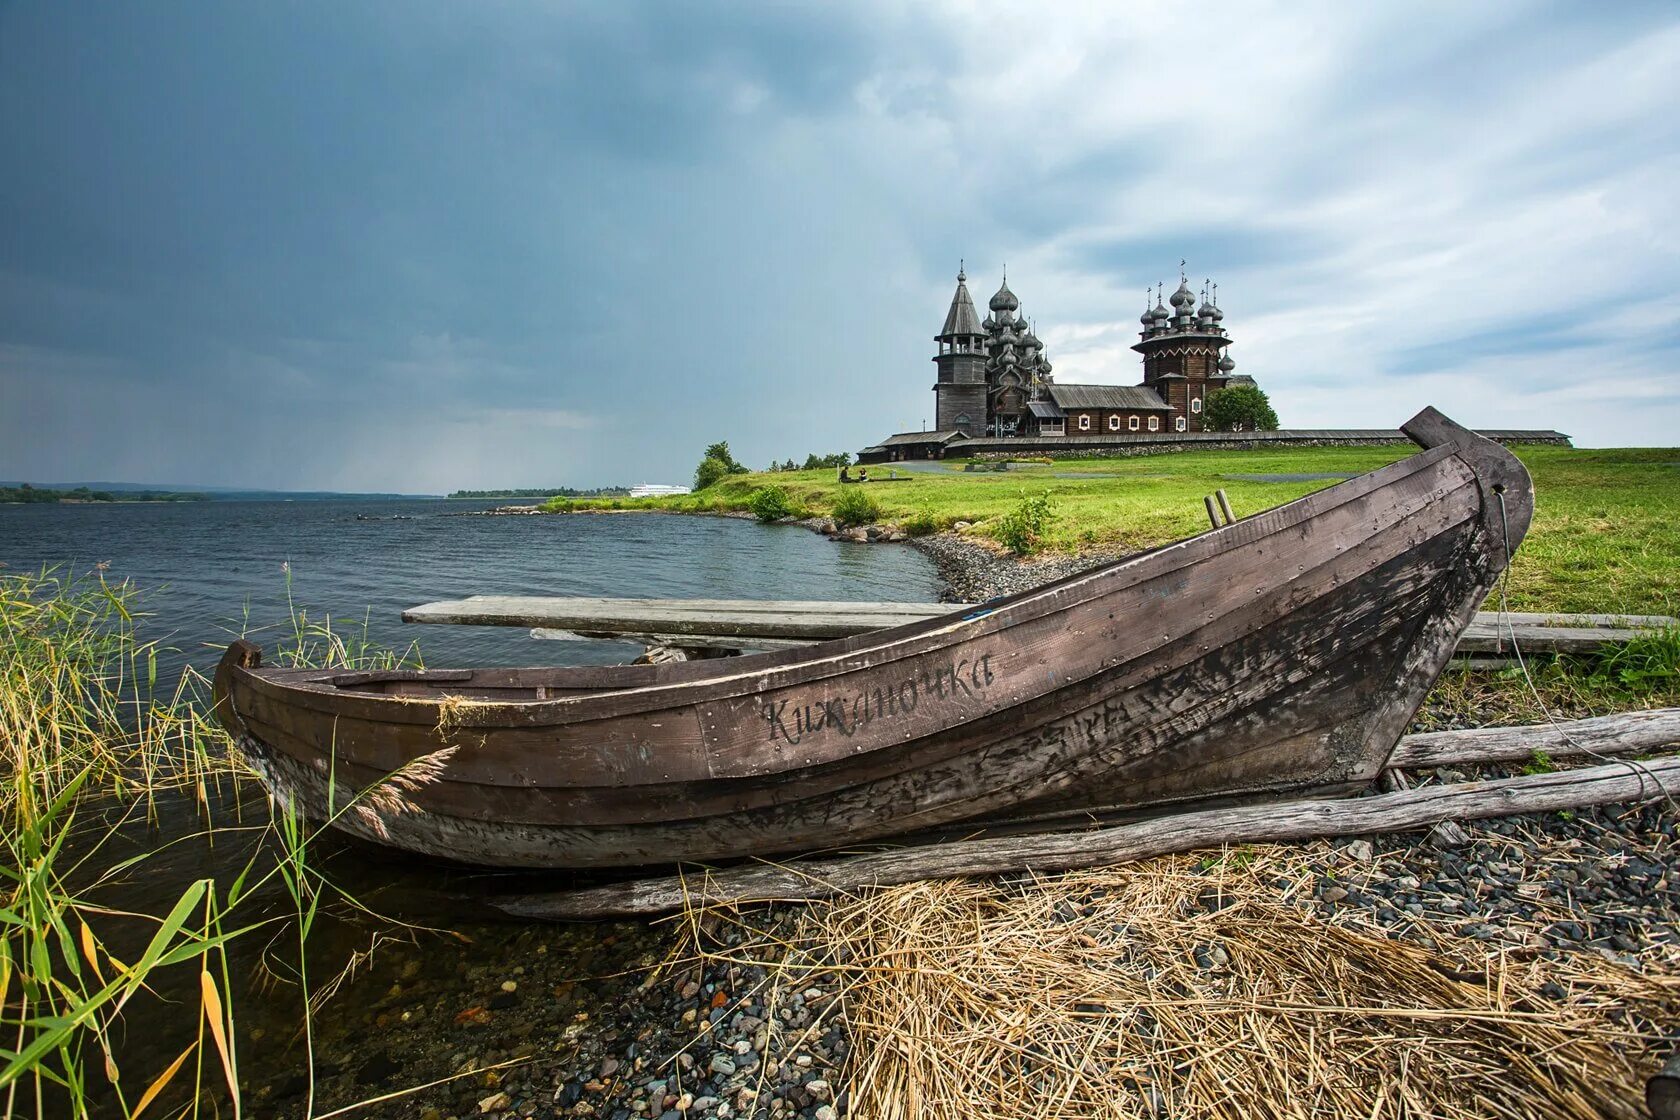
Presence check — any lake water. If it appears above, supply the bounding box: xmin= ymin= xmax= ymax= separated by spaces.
xmin=0 ymin=499 xmax=943 ymax=1114
xmin=0 ymin=498 xmax=943 ymax=678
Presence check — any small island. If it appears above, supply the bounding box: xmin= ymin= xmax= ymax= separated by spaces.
xmin=0 ymin=483 xmax=208 ymax=503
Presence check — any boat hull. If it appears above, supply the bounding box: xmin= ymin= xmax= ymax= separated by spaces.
xmin=215 ymin=409 xmax=1533 ymax=869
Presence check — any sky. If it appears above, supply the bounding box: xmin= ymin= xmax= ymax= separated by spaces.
xmin=2 ymin=2 xmax=1678 ymax=493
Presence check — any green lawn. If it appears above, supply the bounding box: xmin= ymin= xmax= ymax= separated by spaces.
xmin=550 ymin=445 xmax=1680 ymax=618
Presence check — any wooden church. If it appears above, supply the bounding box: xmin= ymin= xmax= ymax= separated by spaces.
xmin=931 ymin=265 xmax=1256 ymax=440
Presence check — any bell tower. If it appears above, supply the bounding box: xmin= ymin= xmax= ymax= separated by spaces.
xmin=932 ymin=264 xmax=988 ymax=436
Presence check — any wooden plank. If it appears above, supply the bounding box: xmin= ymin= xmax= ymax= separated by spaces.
xmin=1388 ymin=707 xmax=1680 ymax=768
xmin=490 ymin=754 xmax=1680 ymax=918
xmin=1456 ymin=621 xmax=1656 ymax=653
xmin=407 ymin=595 xmax=1672 ymax=654
xmin=402 ymin=596 xmax=961 ymax=640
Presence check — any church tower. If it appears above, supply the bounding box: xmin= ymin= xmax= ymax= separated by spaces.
xmin=1134 ymin=266 xmax=1238 ymax=432
xmin=932 ymin=265 xmax=988 ymax=436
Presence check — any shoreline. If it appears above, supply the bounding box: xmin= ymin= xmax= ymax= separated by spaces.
xmin=319 ymin=532 xmax=1678 ymax=1118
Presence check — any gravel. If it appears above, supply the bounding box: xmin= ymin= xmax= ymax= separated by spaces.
xmin=270 ymin=534 xmax=1678 ymax=1118
xmin=910 ymin=533 xmax=1118 ymax=603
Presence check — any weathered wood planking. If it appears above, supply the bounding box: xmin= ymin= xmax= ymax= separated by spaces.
xmin=404 ymin=595 xmax=1673 ymax=655
xmin=215 ymin=408 xmax=1537 ymax=870
xmin=401 ymin=596 xmax=968 ymax=638
xmin=1389 ymin=707 xmax=1680 ymax=768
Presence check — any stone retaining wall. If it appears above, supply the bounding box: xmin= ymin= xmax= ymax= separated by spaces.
xmin=958 ymin=428 xmax=1570 ymax=461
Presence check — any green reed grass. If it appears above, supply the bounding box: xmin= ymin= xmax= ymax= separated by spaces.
xmin=0 ymin=567 xmax=430 ymax=1119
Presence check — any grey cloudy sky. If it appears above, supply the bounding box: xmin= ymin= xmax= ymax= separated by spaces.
xmin=3 ymin=2 xmax=1677 ymax=492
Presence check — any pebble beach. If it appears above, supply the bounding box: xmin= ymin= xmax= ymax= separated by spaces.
xmin=275 ymin=532 xmax=1678 ymax=1120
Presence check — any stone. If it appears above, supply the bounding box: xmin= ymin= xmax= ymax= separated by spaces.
xmin=805 ymin=1079 xmax=832 ymax=1102
xmin=1427 ymin=820 xmax=1472 ymax=849
xmin=709 ymin=1054 xmax=737 ymax=1077
xmin=1320 ymin=886 xmax=1348 ymax=904
xmin=477 ymin=1091 xmax=512 ymax=1114
xmin=500 ymin=980 xmax=518 ymax=993
xmin=1344 ymin=839 xmax=1376 ymax=862
xmin=815 ymin=1106 xmax=837 ymax=1120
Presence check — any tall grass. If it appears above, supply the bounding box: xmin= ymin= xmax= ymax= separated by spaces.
xmin=0 ymin=568 xmax=252 ymax=1117
xmin=0 ymin=567 xmax=428 ymax=1119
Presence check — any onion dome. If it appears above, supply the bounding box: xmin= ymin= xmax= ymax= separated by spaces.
xmin=990 ymin=278 xmax=1019 ymax=313
xmin=1198 ymin=297 xmax=1217 ymax=320
xmin=1210 ymin=303 xmax=1225 ymax=322
xmin=1151 ymin=299 xmax=1170 ymax=322
xmin=1023 ymin=327 xmax=1041 ymax=348
xmin=1170 ymin=279 xmax=1196 ymax=311
xmin=1218 ymin=354 xmax=1236 ymax=372
xmin=982 ymin=315 xmax=996 ymax=331
xmin=1140 ymin=303 xmax=1155 ymax=326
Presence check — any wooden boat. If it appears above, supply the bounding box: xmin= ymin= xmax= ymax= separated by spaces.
xmin=213 ymin=408 xmax=1533 ymax=869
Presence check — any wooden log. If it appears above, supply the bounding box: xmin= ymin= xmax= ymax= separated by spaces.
xmin=490 ymin=755 xmax=1680 ymax=920
xmin=1389 ymin=708 xmax=1680 ymax=769
xmin=1455 ymin=620 xmax=1661 ymax=654
xmin=1204 ymin=495 xmax=1222 ymax=529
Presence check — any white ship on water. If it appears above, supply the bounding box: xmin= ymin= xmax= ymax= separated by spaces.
xmin=627 ymin=483 xmax=692 ymax=498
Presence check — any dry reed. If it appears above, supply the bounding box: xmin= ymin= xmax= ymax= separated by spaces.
xmin=694 ymin=845 xmax=1678 ymax=1120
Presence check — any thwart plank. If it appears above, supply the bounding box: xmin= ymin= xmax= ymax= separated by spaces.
xmin=403 ymin=595 xmax=1675 ymax=654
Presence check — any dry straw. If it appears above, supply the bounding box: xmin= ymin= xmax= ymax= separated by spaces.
xmin=694 ymin=845 xmax=1678 ymax=1120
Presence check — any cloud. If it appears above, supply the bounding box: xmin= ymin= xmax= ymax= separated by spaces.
xmin=1 ymin=1 xmax=1677 ymax=492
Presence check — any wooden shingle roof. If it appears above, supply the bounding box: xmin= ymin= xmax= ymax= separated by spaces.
xmin=1046 ymin=384 xmax=1172 ymax=411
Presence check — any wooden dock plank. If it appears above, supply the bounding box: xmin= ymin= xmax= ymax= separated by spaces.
xmin=403 ymin=595 xmax=1675 ymax=655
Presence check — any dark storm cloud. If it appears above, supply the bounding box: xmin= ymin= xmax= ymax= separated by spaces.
xmin=2 ymin=2 xmax=1678 ymax=492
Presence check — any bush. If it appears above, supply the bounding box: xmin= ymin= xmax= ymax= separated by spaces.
xmin=831 ymin=486 xmax=882 ymax=528
xmin=747 ymin=485 xmax=796 ymax=523
xmin=694 ymin=455 xmax=734 ymax=490
xmin=694 ymin=440 xmax=750 ymax=490
xmin=993 ymin=489 xmax=1058 ymax=555
xmin=900 ymin=507 xmax=941 ymax=537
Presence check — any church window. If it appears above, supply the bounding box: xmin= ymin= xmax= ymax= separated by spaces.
xmin=1148 ymin=416 xmax=1160 ymax=432
xmin=1107 ymin=415 xmax=1121 ymax=431
xmin=1128 ymin=416 xmax=1140 ymax=431
xmin=1078 ymin=415 xmax=1091 ymax=431
xmin=1176 ymin=416 xmax=1187 ymax=432
xmin=1191 ymin=397 xmax=1203 ymax=414
xmin=956 ymin=413 xmax=971 ymax=426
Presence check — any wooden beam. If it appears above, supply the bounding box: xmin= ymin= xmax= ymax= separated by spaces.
xmin=489 ymin=754 xmax=1680 ymax=919
xmin=404 ymin=596 xmax=1674 ymax=655
xmin=1387 ymin=708 xmax=1680 ymax=768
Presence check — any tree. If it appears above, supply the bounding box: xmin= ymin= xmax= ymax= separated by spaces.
xmin=1203 ymin=385 xmax=1279 ymax=432
xmin=701 ymin=441 xmax=747 ymax=473
xmin=694 ymin=440 xmax=750 ymax=490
